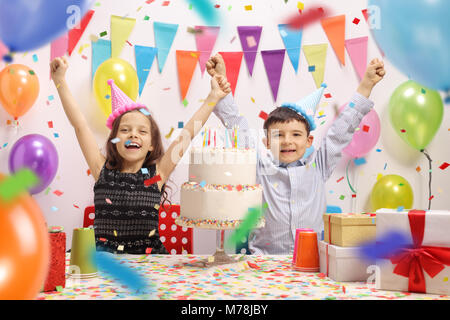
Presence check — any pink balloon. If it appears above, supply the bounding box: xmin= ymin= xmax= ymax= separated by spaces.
xmin=338 ymin=104 xmax=381 ymax=158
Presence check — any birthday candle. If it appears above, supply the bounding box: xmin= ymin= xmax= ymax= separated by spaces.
xmin=234 ymin=128 xmax=237 ymax=149
xmin=214 ymin=129 xmax=216 ymax=148
xmin=225 ymin=129 xmax=230 ymax=148
xmin=208 ymin=128 xmax=211 ymax=147
xmin=203 ymin=128 xmax=207 ymax=147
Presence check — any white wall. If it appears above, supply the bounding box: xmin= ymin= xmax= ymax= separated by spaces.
xmin=1 ymin=0 xmax=448 ymax=253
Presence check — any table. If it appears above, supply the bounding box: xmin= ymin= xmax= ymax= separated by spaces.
xmin=36 ymin=254 xmax=449 ymax=300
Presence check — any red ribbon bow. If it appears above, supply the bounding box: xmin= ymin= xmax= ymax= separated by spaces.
xmin=389 ymin=210 xmax=450 ymax=293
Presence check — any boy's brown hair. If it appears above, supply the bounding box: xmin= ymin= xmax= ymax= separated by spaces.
xmin=105 ymin=110 xmax=171 ymax=206
xmin=263 ymin=107 xmax=311 ymax=136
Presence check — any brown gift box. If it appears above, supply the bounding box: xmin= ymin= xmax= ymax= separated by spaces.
xmin=323 ymin=213 xmax=377 ymax=247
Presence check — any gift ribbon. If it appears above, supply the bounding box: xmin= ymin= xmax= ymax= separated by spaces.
xmin=389 ymin=210 xmax=450 ymax=293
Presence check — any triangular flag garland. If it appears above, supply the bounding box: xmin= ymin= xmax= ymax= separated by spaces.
xmin=303 ymin=44 xmax=328 ymax=88
xmin=111 ymin=15 xmax=136 ymax=58
xmin=92 ymin=39 xmax=111 ymax=81
xmin=237 ymin=26 xmax=263 ymax=76
xmin=320 ymin=15 xmax=345 ymax=65
xmin=278 ymin=24 xmax=303 ymax=74
xmin=176 ymin=50 xmax=200 ymax=101
xmin=261 ymin=49 xmax=285 ymax=102
xmin=51 ymin=33 xmax=68 ymax=61
xmin=154 ymin=21 xmax=179 ymax=73
xmin=194 ymin=26 xmax=220 ymax=76
xmin=218 ymin=52 xmax=244 ymax=96
xmin=135 ymin=45 xmax=158 ymax=96
xmin=345 ymin=36 xmax=368 ymax=80
xmin=68 ymin=10 xmax=94 ymax=56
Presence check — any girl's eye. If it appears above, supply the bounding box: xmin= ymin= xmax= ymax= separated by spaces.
xmin=140 ymin=131 xmax=147 ymax=134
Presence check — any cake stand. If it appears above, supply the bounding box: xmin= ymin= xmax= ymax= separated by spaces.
xmin=175 ymin=217 xmax=265 ymax=267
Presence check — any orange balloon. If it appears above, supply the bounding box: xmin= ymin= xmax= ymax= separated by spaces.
xmin=0 ymin=64 xmax=40 ymax=118
xmin=0 ymin=173 xmax=50 ymax=300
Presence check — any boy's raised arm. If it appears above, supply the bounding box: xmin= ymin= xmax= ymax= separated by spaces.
xmin=315 ymin=59 xmax=386 ymax=181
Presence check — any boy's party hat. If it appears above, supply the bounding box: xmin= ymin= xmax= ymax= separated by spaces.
xmin=106 ymin=79 xmax=149 ymax=129
xmin=280 ymin=83 xmax=327 ymax=131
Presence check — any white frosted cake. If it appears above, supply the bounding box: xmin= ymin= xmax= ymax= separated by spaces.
xmin=177 ymin=147 xmax=264 ymax=229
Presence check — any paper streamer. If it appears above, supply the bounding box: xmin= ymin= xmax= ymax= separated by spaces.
xmin=321 ymin=15 xmax=346 ymax=65
xmin=0 ymin=169 xmax=39 ymax=202
xmin=278 ymin=24 xmax=302 ymax=74
xmin=154 ymin=22 xmax=179 ymax=73
xmin=68 ymin=10 xmax=94 ymax=56
xmin=135 ymin=45 xmax=157 ymax=96
xmin=303 ymin=44 xmax=328 ymax=88
xmin=345 ymin=36 xmax=368 ymax=80
xmin=186 ymin=0 xmax=221 ymax=25
xmin=176 ymin=50 xmax=200 ymax=100
xmin=194 ymin=26 xmax=220 ymax=75
xmin=91 ymin=39 xmax=111 ymax=80
xmin=237 ymin=26 xmax=263 ymax=76
xmin=261 ymin=49 xmax=285 ymax=101
xmin=111 ymin=15 xmax=136 ymax=58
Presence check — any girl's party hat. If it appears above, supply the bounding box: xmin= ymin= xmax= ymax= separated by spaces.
xmin=106 ymin=79 xmax=149 ymax=129
xmin=280 ymin=83 xmax=327 ymax=131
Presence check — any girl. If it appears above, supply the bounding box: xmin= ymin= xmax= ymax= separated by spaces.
xmin=50 ymin=56 xmax=231 ymax=254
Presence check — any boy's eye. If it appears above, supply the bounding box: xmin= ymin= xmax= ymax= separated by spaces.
xmin=140 ymin=131 xmax=147 ymax=134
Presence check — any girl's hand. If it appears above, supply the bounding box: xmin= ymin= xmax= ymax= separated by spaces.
xmin=210 ymin=75 xmax=231 ymax=100
xmin=50 ymin=57 xmax=69 ymax=83
xmin=357 ymin=58 xmax=386 ymax=98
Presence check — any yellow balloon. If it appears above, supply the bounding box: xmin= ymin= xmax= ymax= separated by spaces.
xmin=93 ymin=58 xmax=139 ymax=116
xmin=370 ymin=175 xmax=414 ymax=211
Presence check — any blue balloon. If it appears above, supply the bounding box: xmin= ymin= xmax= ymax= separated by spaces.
xmin=369 ymin=0 xmax=450 ymax=91
xmin=0 ymin=0 xmax=93 ymax=52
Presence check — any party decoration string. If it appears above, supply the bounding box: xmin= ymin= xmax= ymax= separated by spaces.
xmin=345 ymin=159 xmax=357 ymax=194
xmin=421 ymin=149 xmax=433 ymax=210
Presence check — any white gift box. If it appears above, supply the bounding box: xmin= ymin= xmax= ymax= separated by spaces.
xmin=318 ymin=240 xmax=372 ymax=282
xmin=376 ymin=209 xmax=450 ymax=295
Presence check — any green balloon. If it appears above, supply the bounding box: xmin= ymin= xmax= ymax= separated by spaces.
xmin=389 ymin=81 xmax=444 ymax=151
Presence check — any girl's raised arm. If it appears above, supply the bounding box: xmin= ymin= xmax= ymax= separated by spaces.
xmin=51 ymin=57 xmax=105 ymax=181
xmin=156 ymin=75 xmax=231 ymax=184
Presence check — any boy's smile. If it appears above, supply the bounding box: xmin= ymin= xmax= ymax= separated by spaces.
xmin=266 ymin=120 xmax=313 ymax=164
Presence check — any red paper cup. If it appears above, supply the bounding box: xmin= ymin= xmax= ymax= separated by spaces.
xmin=292 ymin=228 xmax=314 ymax=264
xmin=293 ymin=230 xmax=319 ymax=272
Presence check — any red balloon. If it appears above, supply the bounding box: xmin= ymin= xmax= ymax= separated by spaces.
xmin=0 ymin=173 xmax=50 ymax=300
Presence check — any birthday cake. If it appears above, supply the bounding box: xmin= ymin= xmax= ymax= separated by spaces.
xmin=177 ymin=147 xmax=264 ymax=229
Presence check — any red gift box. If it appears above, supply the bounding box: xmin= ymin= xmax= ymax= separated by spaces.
xmin=43 ymin=228 xmax=66 ymax=292
xmin=159 ymin=204 xmax=193 ymax=254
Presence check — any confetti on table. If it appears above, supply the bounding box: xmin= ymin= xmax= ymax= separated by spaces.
xmin=199 ymin=180 xmax=206 ymax=188
xmin=144 ymin=175 xmax=162 ymax=187
xmin=0 ymin=169 xmax=39 ymax=202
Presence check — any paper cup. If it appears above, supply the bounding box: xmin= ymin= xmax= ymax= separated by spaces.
xmin=292 ymin=230 xmax=319 ymax=272
xmin=292 ymin=228 xmax=314 ymax=264
xmin=69 ymin=228 xmax=97 ymax=278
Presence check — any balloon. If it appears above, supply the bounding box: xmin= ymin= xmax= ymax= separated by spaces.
xmin=389 ymin=81 xmax=444 ymax=151
xmin=338 ymin=105 xmax=381 ymax=158
xmin=0 ymin=0 xmax=93 ymax=52
xmin=0 ymin=173 xmax=50 ymax=300
xmin=370 ymin=174 xmax=414 ymax=211
xmin=369 ymin=0 xmax=450 ymax=91
xmin=9 ymin=134 xmax=59 ymax=194
xmin=93 ymin=58 xmax=139 ymax=116
xmin=0 ymin=64 xmax=40 ymax=118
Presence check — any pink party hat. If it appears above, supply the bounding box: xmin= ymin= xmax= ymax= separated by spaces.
xmin=106 ymin=79 xmax=149 ymax=129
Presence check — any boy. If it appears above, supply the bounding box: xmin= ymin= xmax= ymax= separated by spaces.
xmin=206 ymin=54 xmax=385 ymax=255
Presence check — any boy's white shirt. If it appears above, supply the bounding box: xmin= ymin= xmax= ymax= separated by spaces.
xmin=213 ymin=93 xmax=374 ymax=255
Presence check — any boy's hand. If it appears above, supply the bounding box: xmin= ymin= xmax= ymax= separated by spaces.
xmin=206 ymin=53 xmax=226 ymax=78
xmin=210 ymin=75 xmax=231 ymax=101
xmin=50 ymin=57 xmax=69 ymax=83
xmin=357 ymin=58 xmax=386 ymax=98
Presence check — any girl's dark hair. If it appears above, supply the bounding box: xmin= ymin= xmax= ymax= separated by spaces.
xmin=263 ymin=107 xmax=310 ymax=136
xmin=105 ymin=110 xmax=172 ymax=207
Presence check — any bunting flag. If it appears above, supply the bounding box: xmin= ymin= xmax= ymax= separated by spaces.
xmin=320 ymin=15 xmax=345 ymax=65
xmin=278 ymin=24 xmax=303 ymax=73
xmin=176 ymin=50 xmax=200 ymax=100
xmin=218 ymin=51 xmax=244 ymax=96
xmin=111 ymin=15 xmax=136 ymax=58
xmin=51 ymin=33 xmax=68 ymax=60
xmin=91 ymin=39 xmax=111 ymax=80
xmin=345 ymin=36 xmax=368 ymax=80
xmin=135 ymin=45 xmax=157 ymax=96
xmin=303 ymin=44 xmax=328 ymax=88
xmin=154 ymin=22 xmax=179 ymax=73
xmin=237 ymin=26 xmax=263 ymax=76
xmin=194 ymin=26 xmax=220 ymax=76
xmin=68 ymin=10 xmax=94 ymax=56
xmin=261 ymin=49 xmax=285 ymax=102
